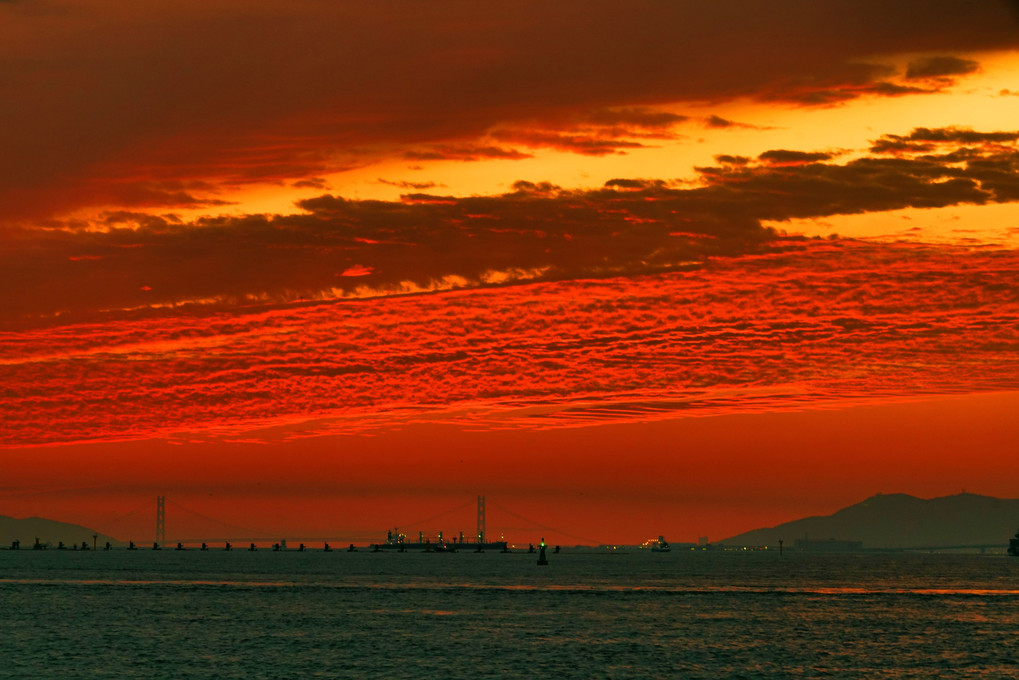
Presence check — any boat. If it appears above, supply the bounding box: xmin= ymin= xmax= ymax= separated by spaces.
xmin=1009 ymin=530 xmax=1019 ymax=556
xmin=431 ymin=543 xmax=457 ymax=553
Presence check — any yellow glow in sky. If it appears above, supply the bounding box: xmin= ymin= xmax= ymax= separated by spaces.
xmin=72 ymin=49 xmax=1019 ymax=249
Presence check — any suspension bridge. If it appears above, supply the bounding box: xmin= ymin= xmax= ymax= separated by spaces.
xmin=93 ymin=495 xmax=603 ymax=549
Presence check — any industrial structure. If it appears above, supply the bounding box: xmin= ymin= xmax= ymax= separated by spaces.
xmin=371 ymin=495 xmax=508 ymax=552
xmin=477 ymin=494 xmax=485 ymax=544
xmin=155 ymin=495 xmax=166 ymax=546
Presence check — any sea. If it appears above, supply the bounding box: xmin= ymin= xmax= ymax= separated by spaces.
xmin=1 ymin=548 xmax=1016 ymax=679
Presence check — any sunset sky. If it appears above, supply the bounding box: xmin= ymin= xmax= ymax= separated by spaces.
xmin=2 ymin=1 xmax=1019 ymax=546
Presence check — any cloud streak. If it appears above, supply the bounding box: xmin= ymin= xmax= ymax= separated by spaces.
xmin=905 ymin=56 xmax=980 ymax=80
xmin=2 ymin=238 xmax=1017 ymax=447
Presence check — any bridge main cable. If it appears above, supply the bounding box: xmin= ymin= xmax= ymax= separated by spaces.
xmin=490 ymin=502 xmax=604 ymax=545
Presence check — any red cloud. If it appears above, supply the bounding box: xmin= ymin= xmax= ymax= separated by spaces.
xmin=2 ymin=239 xmax=1017 ymax=447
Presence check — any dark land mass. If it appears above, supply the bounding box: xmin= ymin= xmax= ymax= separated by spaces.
xmin=722 ymin=493 xmax=1019 ymax=550
xmin=0 ymin=515 xmax=125 ymax=549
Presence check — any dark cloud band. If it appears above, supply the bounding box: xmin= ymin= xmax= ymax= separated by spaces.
xmin=2 ymin=127 xmax=1017 ymax=328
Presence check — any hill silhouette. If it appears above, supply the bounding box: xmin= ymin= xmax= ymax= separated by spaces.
xmin=1 ymin=515 xmax=125 ymax=549
xmin=722 ymin=493 xmax=1019 ymax=549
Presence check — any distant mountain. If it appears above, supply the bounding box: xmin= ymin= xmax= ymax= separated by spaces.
xmin=722 ymin=493 xmax=1019 ymax=549
xmin=0 ymin=515 xmax=125 ymax=549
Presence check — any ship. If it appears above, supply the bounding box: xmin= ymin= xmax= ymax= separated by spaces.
xmin=640 ymin=535 xmax=671 ymax=552
xmin=1009 ymin=530 xmax=1019 ymax=556
xmin=370 ymin=528 xmax=508 ymax=553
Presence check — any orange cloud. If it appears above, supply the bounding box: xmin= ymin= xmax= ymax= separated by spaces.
xmin=4 ymin=127 xmax=1018 ymax=327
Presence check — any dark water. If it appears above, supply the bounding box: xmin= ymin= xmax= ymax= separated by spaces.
xmin=1 ymin=550 xmax=1017 ymax=679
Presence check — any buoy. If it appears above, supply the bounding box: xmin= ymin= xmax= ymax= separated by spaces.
xmin=537 ymin=537 xmax=548 ymax=566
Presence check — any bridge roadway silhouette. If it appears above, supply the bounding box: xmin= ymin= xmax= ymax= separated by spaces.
xmin=97 ymin=498 xmax=1010 ymax=551
xmin=96 ymin=497 xmax=600 ymax=547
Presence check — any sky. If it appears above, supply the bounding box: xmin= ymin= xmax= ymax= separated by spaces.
xmin=2 ymin=0 xmax=1019 ymax=546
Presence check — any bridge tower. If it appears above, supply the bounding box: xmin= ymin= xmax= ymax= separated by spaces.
xmin=477 ymin=495 xmax=486 ymax=543
xmin=156 ymin=496 xmax=166 ymax=545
